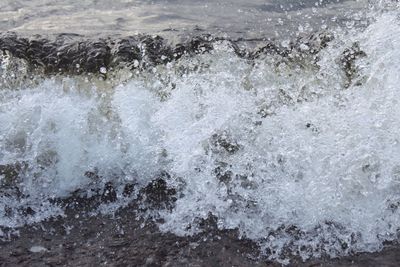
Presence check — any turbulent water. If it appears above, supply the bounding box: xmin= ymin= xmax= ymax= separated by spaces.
xmin=1 ymin=0 xmax=400 ymax=264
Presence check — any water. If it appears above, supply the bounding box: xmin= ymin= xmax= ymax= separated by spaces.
xmin=1 ymin=0 xmax=400 ymax=264
xmin=0 ymin=0 xmax=368 ymax=39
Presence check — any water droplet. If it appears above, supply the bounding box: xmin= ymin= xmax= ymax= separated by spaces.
xmin=100 ymin=67 xmax=107 ymax=74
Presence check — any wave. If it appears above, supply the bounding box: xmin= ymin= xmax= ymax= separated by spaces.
xmin=1 ymin=3 xmax=400 ymax=264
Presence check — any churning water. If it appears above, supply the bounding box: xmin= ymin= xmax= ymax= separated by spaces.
xmin=1 ymin=0 xmax=400 ymax=264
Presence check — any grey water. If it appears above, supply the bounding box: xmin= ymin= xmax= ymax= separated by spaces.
xmin=0 ymin=0 xmax=368 ymax=39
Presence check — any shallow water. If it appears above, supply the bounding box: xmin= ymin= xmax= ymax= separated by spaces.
xmin=0 ymin=0 xmax=368 ymax=39
xmin=1 ymin=0 xmax=400 ymax=265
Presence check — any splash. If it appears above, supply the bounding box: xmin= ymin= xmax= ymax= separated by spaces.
xmin=1 ymin=3 xmax=400 ymax=263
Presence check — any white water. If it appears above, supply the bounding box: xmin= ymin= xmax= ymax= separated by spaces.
xmin=1 ymin=3 xmax=400 ymax=263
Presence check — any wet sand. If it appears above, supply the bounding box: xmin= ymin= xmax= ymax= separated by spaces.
xmin=1 ymin=200 xmax=400 ymax=267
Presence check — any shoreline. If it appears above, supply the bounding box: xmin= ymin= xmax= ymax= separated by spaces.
xmin=1 ymin=200 xmax=400 ymax=267
xmin=1 ymin=178 xmax=400 ymax=267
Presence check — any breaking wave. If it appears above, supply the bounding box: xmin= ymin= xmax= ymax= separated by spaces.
xmin=1 ymin=2 xmax=400 ymax=264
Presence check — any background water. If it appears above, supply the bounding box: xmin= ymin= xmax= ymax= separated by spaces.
xmin=0 ymin=0 xmax=368 ymax=39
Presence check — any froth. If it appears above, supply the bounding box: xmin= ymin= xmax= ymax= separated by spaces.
xmin=1 ymin=8 xmax=400 ymax=263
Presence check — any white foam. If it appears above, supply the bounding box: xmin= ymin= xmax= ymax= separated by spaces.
xmin=1 ymin=7 xmax=400 ymax=263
